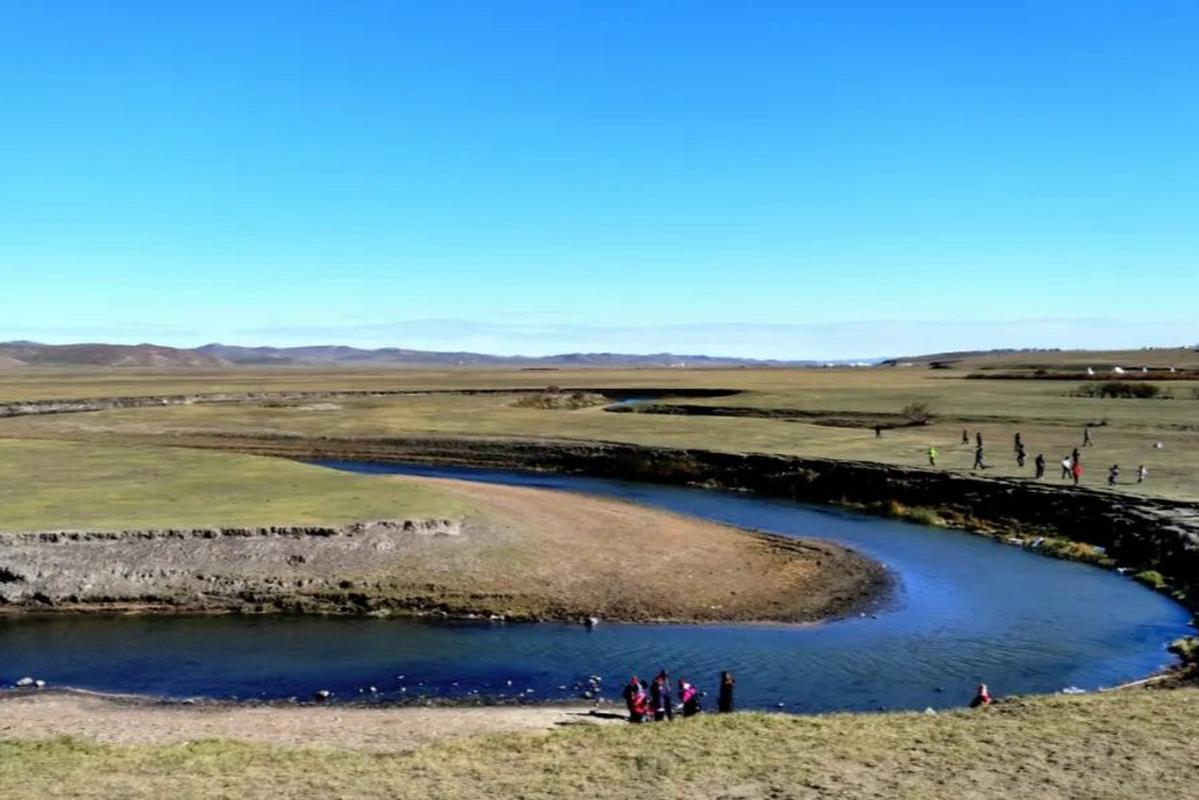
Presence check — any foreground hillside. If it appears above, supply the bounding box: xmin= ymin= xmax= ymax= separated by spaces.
xmin=1 ymin=688 xmax=1195 ymax=799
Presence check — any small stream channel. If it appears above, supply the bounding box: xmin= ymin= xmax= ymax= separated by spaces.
xmin=0 ymin=462 xmax=1190 ymax=711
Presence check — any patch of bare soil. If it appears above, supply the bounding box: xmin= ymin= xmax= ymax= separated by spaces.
xmin=0 ymin=691 xmax=618 ymax=752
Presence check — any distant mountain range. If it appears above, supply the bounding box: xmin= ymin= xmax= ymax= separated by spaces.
xmin=0 ymin=341 xmax=869 ymax=369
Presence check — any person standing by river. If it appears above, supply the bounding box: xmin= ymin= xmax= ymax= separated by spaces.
xmin=679 ymin=679 xmax=701 ymax=717
xmin=928 ymin=446 xmax=938 ymax=467
xmin=1014 ymin=432 xmax=1022 ymax=453
xmin=717 ymin=671 xmax=735 ymax=713
xmin=651 ymin=671 xmax=673 ymax=722
xmin=623 ymin=676 xmax=647 ymax=723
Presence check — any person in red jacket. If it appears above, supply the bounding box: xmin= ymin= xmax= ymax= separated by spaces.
xmin=969 ymin=683 xmax=993 ymax=708
xmin=629 ymin=684 xmax=650 ymax=723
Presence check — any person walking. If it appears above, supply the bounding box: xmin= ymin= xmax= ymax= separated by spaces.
xmin=973 ymin=445 xmax=986 ymax=470
xmin=1060 ymin=455 xmax=1073 ymax=480
xmin=1108 ymin=464 xmax=1120 ymax=487
xmin=1016 ymin=444 xmax=1026 ymax=468
xmin=873 ymin=424 xmax=882 ymax=438
xmin=1137 ymin=464 xmax=1148 ymax=484
xmin=1034 ymin=453 xmax=1046 ymax=479
xmin=928 ymin=446 xmax=938 ymax=467
xmin=1083 ymin=426 xmax=1092 ymax=447
xmin=976 ymin=432 xmax=983 ymax=449
xmin=1072 ymin=447 xmax=1081 ymax=466
xmin=1071 ymin=459 xmax=1083 ymax=486
xmin=1013 ymin=432 xmax=1023 ymax=453
xmin=717 ymin=671 xmax=735 ymax=714
xmin=962 ymin=429 xmax=969 ymax=445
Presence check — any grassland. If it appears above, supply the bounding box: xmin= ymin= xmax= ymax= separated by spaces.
xmin=4 ymin=364 xmax=1197 ymax=500
xmin=0 ymin=438 xmax=464 ymax=530
xmin=2 ymin=358 xmax=1197 ymax=797
xmin=1 ymin=688 xmax=1196 ymax=799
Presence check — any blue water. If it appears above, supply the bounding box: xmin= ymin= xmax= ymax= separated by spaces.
xmin=0 ymin=461 xmax=1189 ymax=711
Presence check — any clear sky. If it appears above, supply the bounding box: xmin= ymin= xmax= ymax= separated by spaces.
xmin=2 ymin=0 xmax=1196 ymax=358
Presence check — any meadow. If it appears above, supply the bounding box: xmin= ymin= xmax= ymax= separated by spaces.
xmin=1 ymin=688 xmax=1195 ymax=799
xmin=3 ymin=358 xmax=1197 ymax=504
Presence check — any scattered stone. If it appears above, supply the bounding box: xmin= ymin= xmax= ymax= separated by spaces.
xmin=15 ymin=677 xmax=34 ymax=687
xmin=313 ymin=689 xmax=331 ymax=701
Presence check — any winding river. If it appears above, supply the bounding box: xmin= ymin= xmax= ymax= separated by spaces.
xmin=0 ymin=461 xmax=1190 ymax=711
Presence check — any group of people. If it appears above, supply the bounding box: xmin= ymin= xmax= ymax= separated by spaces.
xmin=934 ymin=427 xmax=1148 ymax=489
xmin=622 ymin=671 xmax=994 ymax=721
xmin=622 ymin=670 xmax=735 ymax=723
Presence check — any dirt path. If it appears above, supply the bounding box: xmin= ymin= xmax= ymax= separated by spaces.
xmin=0 ymin=691 xmax=622 ymax=752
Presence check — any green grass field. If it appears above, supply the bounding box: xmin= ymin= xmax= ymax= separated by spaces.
xmin=4 ymin=363 xmax=1197 ymax=502
xmin=0 ymin=439 xmax=464 ymax=530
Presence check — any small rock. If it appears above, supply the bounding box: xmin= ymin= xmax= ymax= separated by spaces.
xmin=924 ymin=707 xmax=937 ymax=715
xmin=15 ymin=677 xmax=34 ymax=687
xmin=313 ymin=689 xmax=331 ymax=701
xmin=368 ymin=686 xmax=377 ymax=694
xmin=34 ymin=680 xmax=45 ymax=688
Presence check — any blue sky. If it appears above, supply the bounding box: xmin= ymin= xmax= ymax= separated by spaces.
xmin=1 ymin=0 xmax=1196 ymax=358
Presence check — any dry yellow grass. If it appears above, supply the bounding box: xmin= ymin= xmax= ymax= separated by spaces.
xmin=4 ymin=366 xmax=1196 ymax=499
xmin=0 ymin=688 xmax=1195 ymax=799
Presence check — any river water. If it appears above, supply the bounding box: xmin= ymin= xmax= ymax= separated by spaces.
xmin=0 ymin=461 xmax=1189 ymax=711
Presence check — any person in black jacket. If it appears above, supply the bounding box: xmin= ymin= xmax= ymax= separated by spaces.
xmin=651 ymin=672 xmax=673 ymax=721
xmin=717 ymin=671 xmax=735 ymax=713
